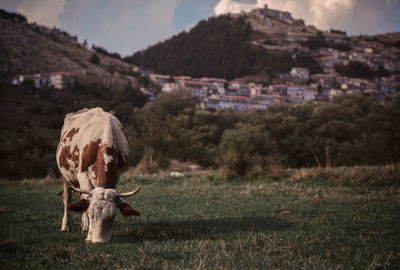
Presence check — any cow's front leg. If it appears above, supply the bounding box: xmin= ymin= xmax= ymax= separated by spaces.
xmin=81 ymin=212 xmax=90 ymax=232
xmin=81 ymin=194 xmax=90 ymax=232
xmin=77 ymin=172 xmax=92 ymax=232
xmin=61 ymin=181 xmax=71 ymax=231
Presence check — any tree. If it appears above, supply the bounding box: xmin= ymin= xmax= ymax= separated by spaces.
xmin=335 ymin=61 xmax=373 ymax=79
xmin=89 ymin=53 xmax=100 ymax=64
xmin=303 ymin=31 xmax=329 ymax=50
xmin=218 ymin=128 xmax=254 ymax=177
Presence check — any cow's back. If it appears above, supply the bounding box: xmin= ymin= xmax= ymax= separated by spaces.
xmin=57 ymin=108 xmax=128 ymax=188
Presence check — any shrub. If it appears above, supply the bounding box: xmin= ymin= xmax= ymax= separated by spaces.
xmin=267 ymin=156 xmax=284 ymax=180
xmin=89 ymin=53 xmax=100 ymax=64
xmin=132 ymin=156 xmax=161 ymax=175
xmin=335 ymin=61 xmax=374 ymax=79
xmin=218 ymin=129 xmax=259 ymax=177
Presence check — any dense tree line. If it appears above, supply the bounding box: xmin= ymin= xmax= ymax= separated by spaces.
xmin=125 ymin=15 xmax=309 ymax=79
xmin=1 ymin=83 xmax=399 ymax=179
xmin=124 ymin=16 xmax=359 ymax=80
xmin=335 ymin=61 xmax=390 ymax=79
xmin=0 ymin=83 xmax=148 ymax=179
xmin=0 ymin=9 xmax=27 ymax=23
xmin=92 ymin=45 xmax=122 ymax=60
xmin=127 ymin=90 xmax=400 ymax=176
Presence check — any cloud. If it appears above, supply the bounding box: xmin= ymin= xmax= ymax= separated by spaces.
xmin=257 ymin=0 xmax=270 ymax=8
xmin=6 ymin=0 xmax=399 ymax=57
xmin=265 ymin=0 xmax=356 ymax=31
xmin=58 ymin=0 xmax=182 ymax=56
xmin=16 ymin=0 xmax=66 ymax=27
xmin=215 ymin=0 xmax=259 ymax=15
xmin=214 ymin=0 xmax=400 ymax=35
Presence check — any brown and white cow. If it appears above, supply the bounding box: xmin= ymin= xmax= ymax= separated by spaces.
xmin=56 ymin=107 xmax=141 ymax=244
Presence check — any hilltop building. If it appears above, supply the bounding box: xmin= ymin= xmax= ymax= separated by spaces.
xmin=215 ymin=0 xmax=262 ymax=15
xmin=216 ymin=0 xmax=304 ymax=26
xmin=10 ymin=72 xmax=77 ymax=89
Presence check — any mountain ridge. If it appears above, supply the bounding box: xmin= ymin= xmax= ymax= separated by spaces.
xmin=0 ymin=9 xmax=140 ymax=89
xmin=124 ymin=6 xmax=400 ymax=82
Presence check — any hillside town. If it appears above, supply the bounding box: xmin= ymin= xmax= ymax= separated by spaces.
xmin=148 ymin=70 xmax=399 ymax=111
xmin=141 ymin=4 xmax=400 ymax=111
xmin=5 ymin=3 xmax=400 ymax=111
xmin=10 ymin=45 xmax=400 ymax=111
xmin=149 ymin=41 xmax=400 ymax=111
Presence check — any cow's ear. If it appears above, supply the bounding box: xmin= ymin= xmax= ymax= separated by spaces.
xmin=67 ymin=199 xmax=90 ymax=212
xmin=117 ymin=201 xmax=141 ymax=216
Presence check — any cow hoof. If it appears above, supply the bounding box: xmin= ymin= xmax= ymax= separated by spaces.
xmin=61 ymin=226 xmax=70 ymax=232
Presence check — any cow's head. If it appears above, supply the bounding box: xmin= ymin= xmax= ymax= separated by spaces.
xmin=68 ymin=186 xmax=141 ymax=244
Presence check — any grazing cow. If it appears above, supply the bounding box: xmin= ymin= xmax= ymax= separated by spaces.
xmin=56 ymin=107 xmax=141 ymax=244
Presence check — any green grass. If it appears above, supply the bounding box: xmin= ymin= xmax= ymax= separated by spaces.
xmin=0 ymin=169 xmax=399 ymax=269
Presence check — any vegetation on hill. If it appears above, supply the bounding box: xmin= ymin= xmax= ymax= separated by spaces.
xmin=302 ymin=31 xmax=351 ymax=51
xmin=129 ymin=91 xmax=400 ymax=177
xmin=0 ymin=83 xmax=148 ymax=179
xmin=125 ymin=15 xmax=297 ymax=79
xmin=302 ymin=31 xmax=329 ymax=50
xmin=1 ymin=82 xmax=399 ymax=179
xmin=0 ymin=9 xmax=27 ymax=23
xmin=124 ymin=15 xmax=359 ymax=79
xmin=335 ymin=61 xmax=390 ymax=79
xmin=365 ymin=33 xmax=400 ymax=49
xmin=0 ymin=9 xmax=139 ymax=89
xmin=92 ymin=44 xmax=122 ymax=60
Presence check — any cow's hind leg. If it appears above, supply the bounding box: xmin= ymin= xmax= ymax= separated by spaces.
xmin=61 ymin=181 xmax=71 ymax=231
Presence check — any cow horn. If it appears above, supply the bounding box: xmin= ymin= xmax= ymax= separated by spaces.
xmin=118 ymin=186 xmax=141 ymax=197
xmin=71 ymin=186 xmax=92 ymax=194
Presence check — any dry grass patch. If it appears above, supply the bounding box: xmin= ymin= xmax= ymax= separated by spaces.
xmin=122 ymin=159 xmax=203 ymax=179
xmin=290 ymin=164 xmax=400 ymax=186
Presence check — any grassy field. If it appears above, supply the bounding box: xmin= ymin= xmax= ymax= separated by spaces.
xmin=0 ymin=168 xmax=399 ymax=269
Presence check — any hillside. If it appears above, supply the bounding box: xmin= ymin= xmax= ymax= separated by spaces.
xmin=0 ymin=10 xmax=151 ymax=179
xmin=0 ymin=10 xmax=140 ymax=89
xmin=125 ymin=6 xmax=400 ymax=81
xmin=125 ymin=15 xmax=296 ymax=80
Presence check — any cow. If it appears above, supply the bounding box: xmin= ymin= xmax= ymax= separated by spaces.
xmin=56 ymin=107 xmax=141 ymax=244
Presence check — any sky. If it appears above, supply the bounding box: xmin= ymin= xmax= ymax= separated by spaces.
xmin=0 ymin=0 xmax=399 ymax=56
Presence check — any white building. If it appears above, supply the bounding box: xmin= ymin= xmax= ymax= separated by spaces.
xmin=304 ymin=87 xmax=318 ymax=101
xmin=201 ymin=94 xmax=283 ymax=111
xmin=290 ymin=67 xmax=309 ymax=80
xmin=249 ymin=83 xmax=270 ymax=96
xmin=49 ymin=72 xmax=77 ymax=89
xmin=286 ymin=85 xmax=307 ymax=97
xmin=162 ymin=82 xmax=179 ymax=93
xmin=201 ymin=95 xmax=252 ymax=111
xmin=179 ymin=79 xmax=211 ymax=99
xmin=11 ymin=73 xmax=54 ymax=88
xmin=252 ymin=95 xmax=283 ymax=110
